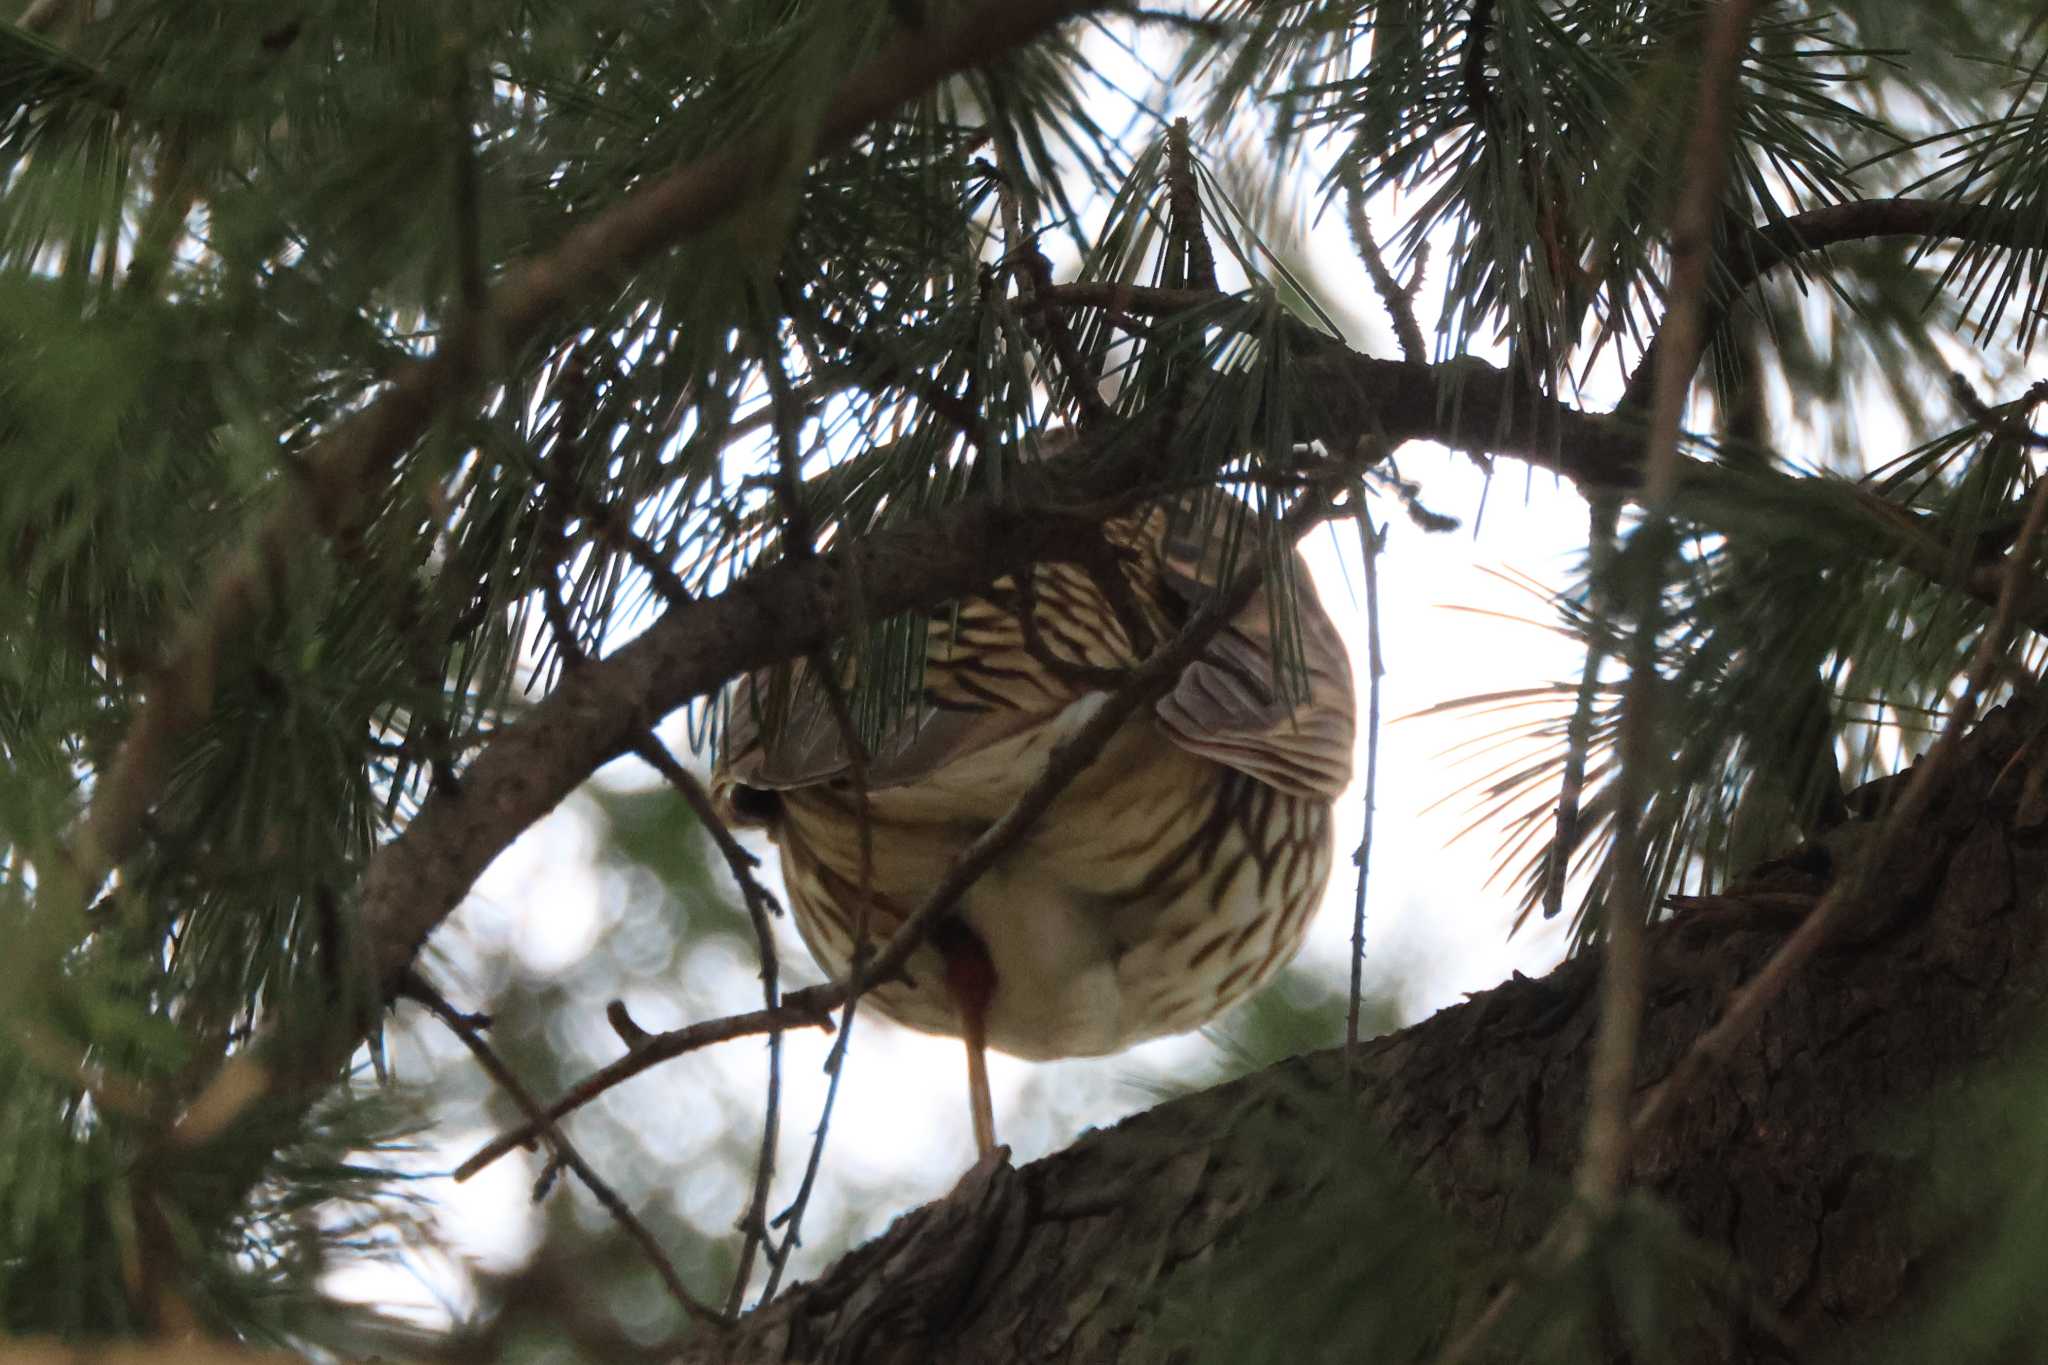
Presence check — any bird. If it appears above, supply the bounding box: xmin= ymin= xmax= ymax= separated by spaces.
xmin=713 ymin=490 xmax=1355 ymax=1156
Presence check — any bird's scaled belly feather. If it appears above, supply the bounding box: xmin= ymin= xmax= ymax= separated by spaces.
xmin=775 ymin=700 xmax=1336 ymax=1060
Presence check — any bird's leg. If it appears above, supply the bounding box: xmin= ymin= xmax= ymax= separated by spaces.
xmin=932 ymin=917 xmax=999 ymax=1157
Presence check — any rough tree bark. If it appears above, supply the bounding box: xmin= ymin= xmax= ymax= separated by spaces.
xmin=681 ymin=700 xmax=2048 ymax=1363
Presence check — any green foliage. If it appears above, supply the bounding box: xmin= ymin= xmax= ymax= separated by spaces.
xmin=1 ymin=0 xmax=2048 ymax=1355
xmin=1873 ymin=1026 xmax=2048 ymax=1363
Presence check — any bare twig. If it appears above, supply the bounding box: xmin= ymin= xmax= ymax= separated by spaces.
xmin=988 ymin=142 xmax=1112 ymax=424
xmin=1165 ymin=119 xmax=1219 ymax=293
xmin=760 ymin=999 xmax=858 ymax=1300
xmin=452 ymin=995 xmax=843 ymax=1181
xmin=753 ymin=334 xmax=882 ymax=1298
xmin=1344 ymin=173 xmax=1428 ymax=365
xmin=631 ymin=737 xmax=780 ymax=925
xmin=400 ymin=974 xmax=727 ymax=1330
xmin=1345 ymin=489 xmax=1387 ymax=1080
xmin=627 ymin=735 xmax=783 ymax=1314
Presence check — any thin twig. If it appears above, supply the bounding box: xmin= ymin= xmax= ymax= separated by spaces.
xmin=629 ymin=735 xmax=783 ymax=1315
xmin=452 ymin=995 xmax=842 ymax=1181
xmin=456 ymin=490 xmax=1345 ymax=1180
xmin=1345 ymin=489 xmax=1387 ymax=1080
xmin=1344 ymin=171 xmax=1428 ymax=365
xmin=988 ymin=142 xmax=1111 ymax=424
xmin=399 ymin=974 xmax=727 ymax=1330
xmin=1166 ymin=119 xmax=1219 ymax=293
xmin=755 ymin=331 xmax=881 ymax=1297
xmin=631 ymin=737 xmax=780 ymax=925
xmin=760 ymin=999 xmax=858 ymax=1300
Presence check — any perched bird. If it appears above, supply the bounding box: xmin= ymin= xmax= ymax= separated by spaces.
xmin=713 ymin=492 xmax=1355 ymax=1154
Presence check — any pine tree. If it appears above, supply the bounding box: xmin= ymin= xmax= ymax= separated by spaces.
xmin=4 ymin=0 xmax=2048 ymax=1359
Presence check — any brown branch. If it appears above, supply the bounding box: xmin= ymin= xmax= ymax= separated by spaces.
xmin=989 ymin=147 xmax=1112 ymax=426
xmin=399 ymin=974 xmax=727 ymax=1330
xmin=1344 ymin=487 xmax=1387 ymax=1078
xmin=452 ymin=995 xmax=842 ymax=1182
xmin=625 ymin=736 xmax=783 ymax=1317
xmin=1039 ymin=281 xmax=1225 ymax=317
xmin=1344 ymin=173 xmax=1428 ymax=365
xmin=1620 ymin=198 xmax=2041 ymax=412
xmin=1166 ymin=119 xmax=1218 ymax=293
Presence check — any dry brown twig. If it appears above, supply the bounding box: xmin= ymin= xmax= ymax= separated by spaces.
xmin=1344 ymin=172 xmax=1428 ymax=366
xmin=752 ymin=341 xmax=879 ymax=1301
xmin=1344 ymin=480 xmax=1388 ymax=1080
xmin=399 ymin=973 xmax=727 ymax=1330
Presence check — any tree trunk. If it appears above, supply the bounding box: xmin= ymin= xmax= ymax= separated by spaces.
xmin=684 ymin=702 xmax=2048 ymax=1364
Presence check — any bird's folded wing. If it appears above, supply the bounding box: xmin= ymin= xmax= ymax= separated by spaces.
xmin=719 ymin=493 xmax=1356 ymax=801
xmin=1152 ymin=497 xmax=1357 ymax=801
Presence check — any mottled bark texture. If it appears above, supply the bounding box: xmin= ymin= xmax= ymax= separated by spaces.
xmin=681 ymin=700 xmax=2048 ymax=1363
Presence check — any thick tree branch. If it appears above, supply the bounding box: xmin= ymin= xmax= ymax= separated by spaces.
xmin=680 ymin=697 xmax=2048 ymax=1362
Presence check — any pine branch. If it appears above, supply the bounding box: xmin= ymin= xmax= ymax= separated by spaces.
xmin=70 ymin=0 xmax=1116 ymax=909
xmin=158 ymin=181 xmax=2048 ymax=1216
xmin=1621 ymin=199 xmax=2042 ymax=412
xmin=1627 ymin=446 xmax=2048 ymax=1146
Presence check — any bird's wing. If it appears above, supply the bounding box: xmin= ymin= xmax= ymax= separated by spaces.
xmin=718 ymin=555 xmax=1153 ymax=793
xmin=717 ymin=638 xmax=1064 ymax=794
xmin=718 ymin=494 xmax=1355 ymax=801
xmin=1151 ymin=495 xmax=1357 ymax=800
